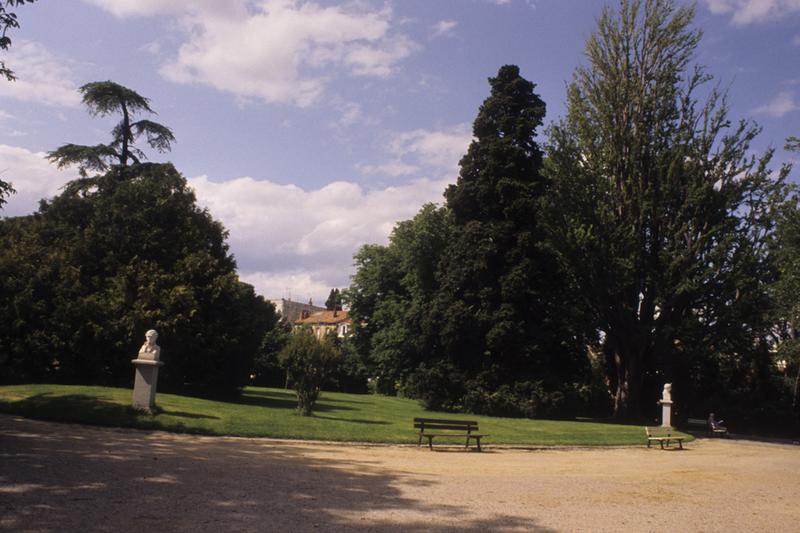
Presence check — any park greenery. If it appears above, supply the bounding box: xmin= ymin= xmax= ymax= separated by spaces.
xmin=279 ymin=329 xmax=342 ymax=415
xmin=0 ymin=0 xmax=798 ymax=436
xmin=346 ymin=0 xmax=799 ymax=432
xmin=0 ymin=383 xmax=659 ymax=445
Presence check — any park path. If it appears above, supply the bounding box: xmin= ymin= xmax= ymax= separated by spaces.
xmin=1 ymin=414 xmax=799 ymax=532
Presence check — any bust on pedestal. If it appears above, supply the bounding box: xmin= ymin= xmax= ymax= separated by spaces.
xmin=131 ymin=329 xmax=164 ymax=412
xmin=659 ymin=383 xmax=673 ymax=428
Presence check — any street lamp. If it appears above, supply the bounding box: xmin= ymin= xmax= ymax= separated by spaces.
xmin=776 ymin=359 xmax=788 ymax=374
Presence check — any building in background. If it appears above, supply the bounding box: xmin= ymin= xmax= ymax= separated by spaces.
xmin=270 ymin=298 xmax=326 ymax=323
xmin=294 ymin=310 xmax=352 ymax=339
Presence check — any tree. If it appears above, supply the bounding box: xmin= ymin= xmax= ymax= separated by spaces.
xmin=0 ymin=163 xmax=278 ymax=396
xmin=0 ymin=0 xmax=36 ymax=81
xmin=0 ymin=0 xmax=36 ymax=208
xmin=773 ymin=140 xmax=800 ymax=413
xmin=279 ymin=328 xmax=341 ymax=415
xmin=347 ymin=203 xmax=452 ymax=394
xmin=48 ymin=81 xmax=175 ymax=177
xmin=545 ymin=0 xmax=785 ymax=418
xmin=325 ymin=288 xmax=343 ymax=311
xmin=430 ymin=65 xmax=590 ymax=412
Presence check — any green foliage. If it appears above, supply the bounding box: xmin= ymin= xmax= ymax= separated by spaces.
xmin=432 ymin=64 xmax=591 ymax=408
xmin=544 ymin=0 xmax=786 ymax=418
xmin=0 ymin=0 xmax=36 ymax=81
xmin=325 ymin=288 xmax=343 ymax=311
xmin=47 ymin=81 xmax=175 ymax=176
xmin=0 ymin=0 xmax=36 ymax=203
xmin=0 ymin=163 xmax=277 ymax=396
xmin=772 ymin=186 xmax=800 ymax=413
xmin=0 ymin=177 xmax=13 ymax=209
xmin=347 ymin=204 xmax=452 ymax=393
xmin=279 ymin=328 xmax=342 ymax=415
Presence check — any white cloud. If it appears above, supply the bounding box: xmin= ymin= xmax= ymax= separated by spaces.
xmin=187 ymin=173 xmax=449 ymax=301
xmin=85 ymin=0 xmax=416 ymax=107
xmin=432 ymin=20 xmax=458 ymax=39
xmin=82 ymin=0 xmax=227 ymax=18
xmin=0 ymin=41 xmax=81 ymax=107
xmin=0 ymin=144 xmax=78 ymax=216
xmin=704 ymin=0 xmax=800 ymax=25
xmin=359 ymin=124 xmax=472 ymax=177
xmin=754 ymin=91 xmax=799 ymax=117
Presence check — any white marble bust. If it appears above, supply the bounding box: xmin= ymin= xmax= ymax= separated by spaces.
xmin=138 ymin=329 xmax=161 ymax=361
xmin=662 ymin=383 xmax=672 ymax=402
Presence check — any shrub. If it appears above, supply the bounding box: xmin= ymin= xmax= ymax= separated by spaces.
xmin=279 ymin=328 xmax=341 ymax=416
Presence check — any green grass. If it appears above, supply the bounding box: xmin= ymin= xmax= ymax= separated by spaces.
xmin=0 ymin=384 xmax=687 ymax=446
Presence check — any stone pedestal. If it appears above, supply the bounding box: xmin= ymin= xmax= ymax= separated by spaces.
xmin=659 ymin=400 xmax=673 ymax=428
xmin=132 ymin=358 xmax=164 ymax=412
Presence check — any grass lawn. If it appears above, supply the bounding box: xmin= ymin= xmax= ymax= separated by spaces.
xmin=0 ymin=384 xmax=686 ymax=446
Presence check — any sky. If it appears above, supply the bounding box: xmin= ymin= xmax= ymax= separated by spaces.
xmin=1 ymin=0 xmax=798 ymax=305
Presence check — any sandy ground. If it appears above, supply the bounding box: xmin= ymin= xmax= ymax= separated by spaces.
xmin=1 ymin=415 xmax=799 ymax=532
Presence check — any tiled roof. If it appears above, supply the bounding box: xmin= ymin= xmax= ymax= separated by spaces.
xmin=294 ymin=310 xmax=351 ymax=325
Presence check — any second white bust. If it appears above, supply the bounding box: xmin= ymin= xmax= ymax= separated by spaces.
xmin=138 ymin=329 xmax=161 ymax=361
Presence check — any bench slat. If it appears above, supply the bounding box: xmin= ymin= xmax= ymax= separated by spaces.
xmin=414 ymin=424 xmax=478 ymax=431
xmin=414 ymin=418 xmax=478 ymax=425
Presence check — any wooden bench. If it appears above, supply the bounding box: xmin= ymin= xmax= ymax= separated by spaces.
xmin=414 ymin=418 xmax=486 ymax=451
xmin=645 ymin=426 xmax=684 ymax=449
xmin=687 ymin=417 xmax=729 ymax=437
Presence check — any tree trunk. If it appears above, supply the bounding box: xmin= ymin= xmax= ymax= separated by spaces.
xmin=613 ymin=354 xmax=642 ymax=419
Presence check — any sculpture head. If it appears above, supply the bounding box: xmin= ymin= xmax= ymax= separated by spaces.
xmin=145 ymin=329 xmax=158 ymax=346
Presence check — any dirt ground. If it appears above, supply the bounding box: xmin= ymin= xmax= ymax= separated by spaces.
xmin=1 ymin=414 xmax=799 ymax=532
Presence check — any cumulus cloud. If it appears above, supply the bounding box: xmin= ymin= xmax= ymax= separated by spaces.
xmin=359 ymin=124 xmax=473 ymax=177
xmin=88 ymin=0 xmax=416 ymax=107
xmin=187 ymin=174 xmax=449 ymax=302
xmin=704 ymin=0 xmax=800 ymax=25
xmin=0 ymin=144 xmax=78 ymax=216
xmin=754 ymin=91 xmax=799 ymax=117
xmin=0 ymin=41 xmax=81 ymax=107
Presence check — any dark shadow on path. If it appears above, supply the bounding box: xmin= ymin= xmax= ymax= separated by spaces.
xmin=0 ymin=414 xmax=551 ymax=532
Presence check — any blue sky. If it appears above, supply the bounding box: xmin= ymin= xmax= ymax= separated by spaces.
xmin=1 ymin=0 xmax=798 ymax=304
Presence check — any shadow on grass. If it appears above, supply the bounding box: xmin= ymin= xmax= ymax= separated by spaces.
xmin=157 ymin=408 xmax=219 ymax=420
xmin=313 ymin=415 xmax=390 ymax=425
xmin=236 ymin=390 xmax=356 ymax=413
xmin=0 ymin=393 xmax=219 ymax=429
xmin=1 ymin=415 xmax=551 ymax=532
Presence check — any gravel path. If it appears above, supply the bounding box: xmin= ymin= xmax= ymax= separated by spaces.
xmin=1 ymin=414 xmax=799 ymax=532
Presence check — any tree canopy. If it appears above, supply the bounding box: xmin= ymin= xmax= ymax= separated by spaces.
xmin=0 ymin=163 xmax=277 ymax=395
xmin=0 ymin=0 xmax=35 ymax=81
xmin=48 ymin=81 xmax=175 ymax=177
xmin=544 ymin=0 xmax=786 ymax=418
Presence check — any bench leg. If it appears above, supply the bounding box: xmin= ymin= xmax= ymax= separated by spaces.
xmin=678 ymin=440 xmax=683 ymax=450
xmin=475 ymin=437 xmax=481 ymax=452
xmin=418 ymin=434 xmax=422 ymax=447
xmin=427 ymin=435 xmax=434 ymax=450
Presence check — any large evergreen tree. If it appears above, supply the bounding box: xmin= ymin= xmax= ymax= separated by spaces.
xmin=545 ymin=0 xmax=785 ymax=418
xmin=431 ymin=65 xmax=589 ymax=405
